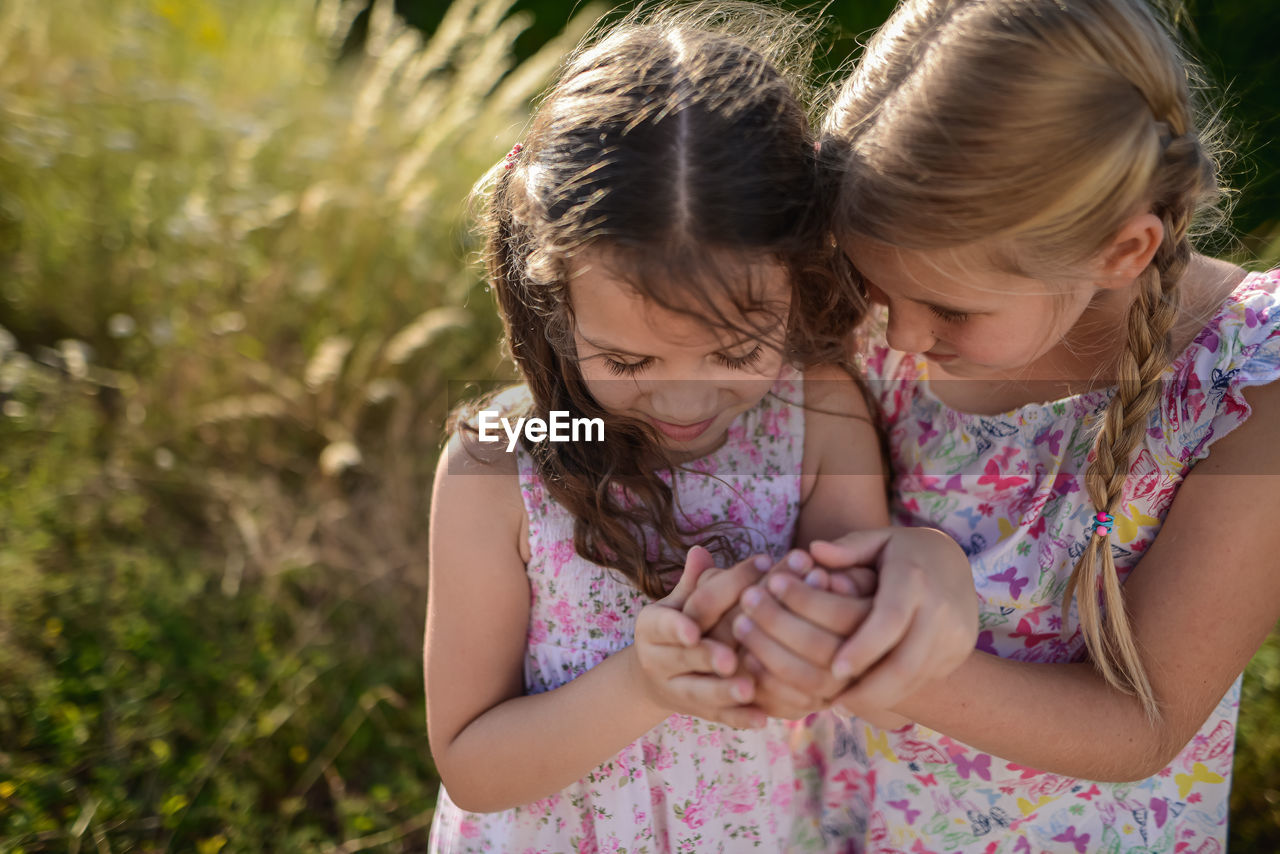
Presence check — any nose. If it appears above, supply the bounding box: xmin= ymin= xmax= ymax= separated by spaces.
xmin=883 ymin=301 xmax=937 ymax=354
xmin=648 ymin=378 xmax=719 ymax=424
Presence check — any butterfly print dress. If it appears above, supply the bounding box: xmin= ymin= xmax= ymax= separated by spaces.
xmin=813 ymin=270 xmax=1280 ymax=853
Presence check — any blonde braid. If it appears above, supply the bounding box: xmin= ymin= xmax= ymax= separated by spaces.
xmin=1065 ymin=132 xmax=1206 ymax=721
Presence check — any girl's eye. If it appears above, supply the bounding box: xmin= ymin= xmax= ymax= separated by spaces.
xmin=715 ymin=346 xmax=764 ymax=371
xmin=927 ymin=305 xmax=970 ymax=323
xmin=603 ymin=356 xmax=653 ymax=377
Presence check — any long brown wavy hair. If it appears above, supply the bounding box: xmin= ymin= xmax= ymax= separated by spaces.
xmin=821 ymin=0 xmax=1227 ymax=719
xmin=465 ymin=4 xmax=866 ymax=599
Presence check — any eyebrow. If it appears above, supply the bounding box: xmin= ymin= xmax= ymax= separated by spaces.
xmin=575 ymin=331 xmax=647 ymax=357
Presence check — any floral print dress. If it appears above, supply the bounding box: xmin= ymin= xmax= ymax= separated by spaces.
xmin=813 ymin=270 xmax=1280 ymax=853
xmin=429 ymin=370 xmax=835 ymax=853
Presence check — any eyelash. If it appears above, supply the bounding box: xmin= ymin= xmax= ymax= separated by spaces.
xmin=602 ymin=346 xmax=764 ymax=377
xmin=927 ymin=305 xmax=970 ymax=323
xmin=604 ymin=357 xmax=653 ymax=377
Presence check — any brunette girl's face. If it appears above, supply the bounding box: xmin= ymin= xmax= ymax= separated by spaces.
xmin=842 ymin=236 xmax=1098 ymax=378
xmin=567 ymin=249 xmax=791 ymax=459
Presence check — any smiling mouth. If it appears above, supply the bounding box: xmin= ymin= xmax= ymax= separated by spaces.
xmin=649 ymin=416 xmax=716 ymax=442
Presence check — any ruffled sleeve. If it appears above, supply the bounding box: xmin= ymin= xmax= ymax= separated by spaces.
xmin=1155 ymin=269 xmax=1280 ymax=470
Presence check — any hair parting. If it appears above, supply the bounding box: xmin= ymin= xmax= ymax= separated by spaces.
xmin=461 ymin=3 xmax=867 ymax=598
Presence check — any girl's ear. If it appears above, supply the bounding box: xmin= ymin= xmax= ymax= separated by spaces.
xmin=1097 ymin=212 xmax=1164 ymax=288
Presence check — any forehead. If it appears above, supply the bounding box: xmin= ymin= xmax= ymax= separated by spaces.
xmin=567 ymin=248 xmax=790 ymax=345
xmin=843 ymin=236 xmax=1048 ymax=302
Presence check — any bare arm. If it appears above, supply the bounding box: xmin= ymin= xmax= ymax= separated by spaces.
xmin=424 ymin=437 xmax=669 ymax=813
xmin=737 ymin=380 xmax=1280 ymax=780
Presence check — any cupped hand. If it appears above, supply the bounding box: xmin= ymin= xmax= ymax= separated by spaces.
xmin=734 ymin=527 xmax=977 ymax=721
xmin=632 ymin=546 xmax=765 ymax=728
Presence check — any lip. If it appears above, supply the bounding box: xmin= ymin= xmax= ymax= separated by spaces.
xmin=649 ymin=416 xmax=716 ymax=442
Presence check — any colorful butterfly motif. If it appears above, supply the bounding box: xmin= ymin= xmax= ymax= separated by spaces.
xmin=1053 ymin=826 xmax=1090 ymax=853
xmin=950 ymin=749 xmax=993 ymax=781
xmin=966 ymin=805 xmax=1012 ymax=835
xmin=1034 ymin=427 xmax=1064 ymax=455
xmin=887 ymin=798 xmax=921 ymax=825
xmin=1175 ymin=762 xmax=1224 ymax=798
xmin=1187 ymin=721 xmax=1234 ymax=763
xmin=988 ymin=566 xmax=1029 ymax=600
xmin=972 ymin=458 xmax=1024 ymax=491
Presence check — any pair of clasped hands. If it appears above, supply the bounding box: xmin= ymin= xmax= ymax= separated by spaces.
xmin=634 ymin=528 xmax=979 ymax=729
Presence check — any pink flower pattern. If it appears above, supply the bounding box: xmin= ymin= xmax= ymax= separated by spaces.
xmin=430 ymin=370 xmax=834 ymax=852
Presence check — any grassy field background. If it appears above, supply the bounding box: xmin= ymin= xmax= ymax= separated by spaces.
xmin=0 ymin=1 xmax=1277 ymax=851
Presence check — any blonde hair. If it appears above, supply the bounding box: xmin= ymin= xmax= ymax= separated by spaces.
xmin=822 ymin=0 xmax=1225 ymax=719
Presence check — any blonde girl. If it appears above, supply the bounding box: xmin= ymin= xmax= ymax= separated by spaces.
xmin=424 ymin=7 xmax=977 ymax=852
xmin=652 ymin=0 xmax=1280 ymax=851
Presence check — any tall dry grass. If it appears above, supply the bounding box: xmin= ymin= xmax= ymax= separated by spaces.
xmin=0 ymin=0 xmax=593 ymax=850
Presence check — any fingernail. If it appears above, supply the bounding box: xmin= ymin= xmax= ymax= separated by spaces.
xmin=832 ymin=659 xmax=853 ymax=680
xmin=767 ymin=574 xmax=790 ymax=596
xmin=731 ymin=682 xmax=751 ymax=703
xmin=787 ymin=551 xmax=809 ymax=570
xmin=753 ymin=555 xmax=772 ymax=571
xmin=805 ymin=569 xmax=824 ymax=588
xmin=742 ymin=587 xmax=764 ymax=609
xmin=732 ymin=615 xmax=754 ymax=639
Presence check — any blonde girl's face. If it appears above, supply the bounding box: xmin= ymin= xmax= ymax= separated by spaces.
xmin=567 ymin=250 xmax=791 ymax=460
xmin=842 ymin=236 xmax=1098 ymax=379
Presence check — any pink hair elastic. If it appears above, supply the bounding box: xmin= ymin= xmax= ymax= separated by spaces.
xmin=1089 ymin=511 xmax=1114 ymax=538
xmin=503 ymin=142 xmax=523 ymax=170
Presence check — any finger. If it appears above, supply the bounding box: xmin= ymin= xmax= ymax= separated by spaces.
xmin=762 ymin=572 xmax=874 ymax=637
xmin=683 ymin=555 xmax=769 ymax=632
xmin=739 ymin=581 xmax=849 ymax=665
xmin=830 ymin=592 xmax=916 ymax=681
xmin=732 ymin=611 xmax=840 ymax=697
xmin=803 ymin=567 xmax=832 ymax=590
xmin=645 ymin=637 xmax=741 ymax=678
xmin=664 ymin=674 xmax=762 ymax=717
xmin=809 ymin=533 xmax=891 ymax=570
xmin=637 ymin=601 xmax=703 ymax=648
xmin=841 ymin=567 xmax=879 ymax=598
xmin=832 ymin=614 xmax=938 ymax=712
xmin=743 ymin=657 xmax=829 ymax=719
xmin=660 ymin=545 xmax=719 ymax=608
xmin=705 ymin=604 xmax=743 ymax=649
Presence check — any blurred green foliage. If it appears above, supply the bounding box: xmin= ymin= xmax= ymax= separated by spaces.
xmin=0 ymin=0 xmax=593 ymax=848
xmin=384 ymin=0 xmax=1280 ymax=247
xmin=0 ymin=0 xmax=1277 ymax=851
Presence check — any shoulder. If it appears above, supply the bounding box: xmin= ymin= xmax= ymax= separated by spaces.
xmin=802 ymin=363 xmax=875 ymax=420
xmin=796 ymin=364 xmax=891 ymax=541
xmin=432 ymin=400 xmax=530 ymax=563
xmin=800 ymin=364 xmax=885 ymax=493
xmin=1155 ymin=262 xmax=1280 ymax=467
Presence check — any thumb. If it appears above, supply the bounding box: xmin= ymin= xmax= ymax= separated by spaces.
xmin=809 ymin=529 xmax=893 ymax=571
xmin=661 ymin=545 xmax=717 ymax=608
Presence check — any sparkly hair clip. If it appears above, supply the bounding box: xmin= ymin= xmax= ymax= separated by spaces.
xmin=1089 ymin=511 xmax=1114 ymax=538
xmin=503 ymin=142 xmax=523 ymax=170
